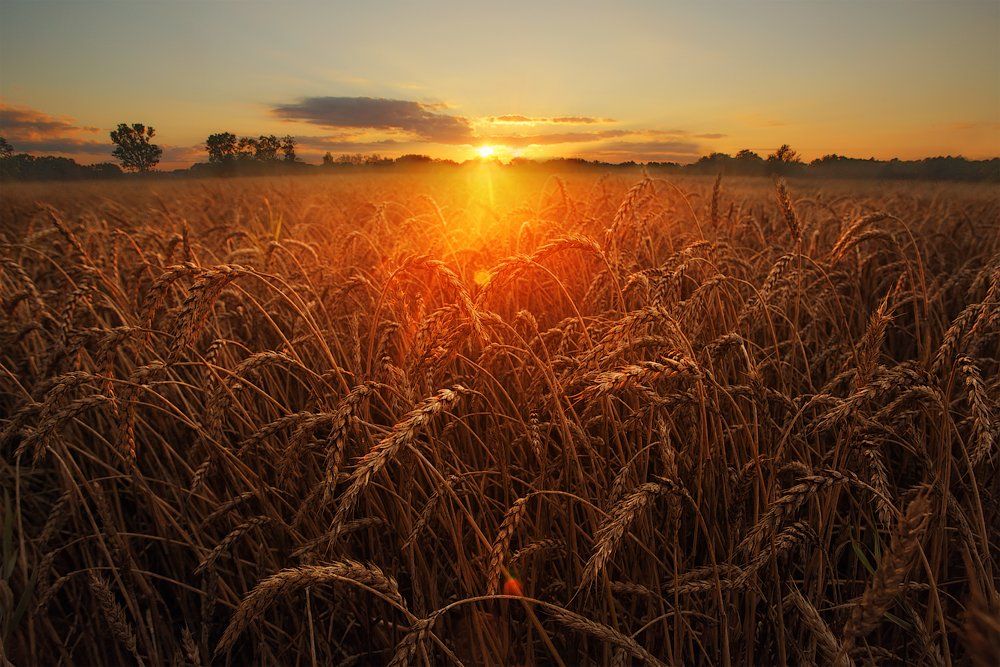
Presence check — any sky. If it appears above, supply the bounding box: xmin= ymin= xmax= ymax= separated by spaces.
xmin=1 ymin=0 xmax=998 ymax=168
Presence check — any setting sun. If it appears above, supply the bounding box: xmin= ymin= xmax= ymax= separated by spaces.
xmin=476 ymin=145 xmax=495 ymax=159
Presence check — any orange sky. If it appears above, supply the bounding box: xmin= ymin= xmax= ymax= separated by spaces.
xmin=1 ymin=1 xmax=998 ymax=168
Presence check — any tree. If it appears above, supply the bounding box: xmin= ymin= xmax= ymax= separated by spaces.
xmin=280 ymin=135 xmax=297 ymax=162
xmin=0 ymin=137 xmax=13 ymax=160
xmin=765 ymin=144 xmax=803 ymax=175
xmin=110 ymin=123 xmax=162 ymax=173
xmin=395 ymin=154 xmax=432 ymax=165
xmin=205 ymin=132 xmax=238 ymax=163
xmin=735 ymin=149 xmax=762 ymax=161
xmin=335 ymin=153 xmax=367 ymax=166
xmin=236 ymin=137 xmax=257 ymax=160
xmin=255 ymin=135 xmax=281 ymax=161
xmin=767 ymin=144 xmax=801 ymax=165
xmin=322 ymin=151 xmax=335 ymax=166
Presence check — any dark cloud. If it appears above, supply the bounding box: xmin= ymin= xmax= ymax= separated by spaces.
xmin=0 ymin=104 xmax=98 ymax=139
xmin=272 ymin=97 xmax=474 ymax=144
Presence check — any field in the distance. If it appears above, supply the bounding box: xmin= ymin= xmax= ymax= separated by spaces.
xmin=2 ymin=170 xmax=997 ymax=665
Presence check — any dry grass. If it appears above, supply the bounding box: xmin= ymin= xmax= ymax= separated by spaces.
xmin=1 ymin=170 xmax=997 ymax=664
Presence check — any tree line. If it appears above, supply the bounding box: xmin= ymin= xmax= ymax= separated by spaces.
xmin=1 ymin=126 xmax=997 ymax=181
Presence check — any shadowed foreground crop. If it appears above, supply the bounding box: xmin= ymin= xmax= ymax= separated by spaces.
xmin=1 ymin=171 xmax=997 ymax=665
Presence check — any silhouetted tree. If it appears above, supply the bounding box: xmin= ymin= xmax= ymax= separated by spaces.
xmin=1 ymin=153 xmax=124 ymax=180
xmin=236 ymin=137 xmax=257 ymax=160
xmin=333 ymin=153 xmax=366 ymax=166
xmin=205 ymin=133 xmax=238 ymax=163
xmin=735 ymin=149 xmax=763 ymax=162
xmin=691 ymin=152 xmax=734 ymax=174
xmin=281 ymin=135 xmax=297 ymax=162
xmin=0 ymin=137 xmax=13 ymax=160
xmin=767 ymin=144 xmax=800 ymax=164
xmin=395 ymin=154 xmax=433 ymax=165
xmin=765 ymin=144 xmax=803 ymax=175
xmin=110 ymin=123 xmax=162 ymax=173
xmin=322 ymin=151 xmax=335 ymax=166
xmin=255 ymin=135 xmax=281 ymax=161
xmin=89 ymin=162 xmax=124 ymax=178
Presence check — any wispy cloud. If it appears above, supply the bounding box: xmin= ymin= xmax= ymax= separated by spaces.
xmin=0 ymin=103 xmax=108 ymax=156
xmin=294 ymin=135 xmax=408 ymax=152
xmin=946 ymin=121 xmax=1000 ymax=131
xmin=485 ymin=115 xmax=616 ymax=125
xmin=481 ymin=129 xmax=634 ymax=147
xmin=272 ymin=96 xmax=474 ymax=144
xmin=580 ymin=140 xmax=702 ymax=162
xmin=0 ymin=103 xmax=99 ymax=139
xmin=481 ymin=129 xmax=710 ymax=151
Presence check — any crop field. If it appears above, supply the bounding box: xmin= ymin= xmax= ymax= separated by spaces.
xmin=1 ymin=170 xmax=997 ymax=665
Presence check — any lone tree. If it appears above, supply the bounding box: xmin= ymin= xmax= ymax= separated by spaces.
xmin=0 ymin=137 xmax=13 ymax=160
xmin=205 ymin=132 xmax=238 ymax=163
xmin=110 ymin=123 xmax=162 ymax=172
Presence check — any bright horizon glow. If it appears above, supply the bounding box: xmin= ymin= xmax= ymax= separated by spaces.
xmin=477 ymin=145 xmax=496 ymax=159
xmin=0 ymin=1 xmax=997 ymax=168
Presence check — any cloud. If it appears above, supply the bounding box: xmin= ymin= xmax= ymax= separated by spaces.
xmin=696 ymin=133 xmax=727 ymax=139
xmin=0 ymin=103 xmax=99 ymax=140
xmin=272 ymin=96 xmax=474 ymax=144
xmin=485 ymin=115 xmax=616 ymax=125
xmin=580 ymin=140 xmax=702 ymax=162
xmin=489 ymin=115 xmax=533 ymax=123
xmin=481 ymin=128 xmax=712 ymax=149
xmin=160 ymin=144 xmax=203 ymax=164
xmin=294 ymin=135 xmax=408 ymax=152
xmin=947 ymin=121 xmax=1000 ymax=131
xmin=0 ymin=103 xmax=109 ymax=157
xmin=483 ymin=129 xmax=634 ymax=147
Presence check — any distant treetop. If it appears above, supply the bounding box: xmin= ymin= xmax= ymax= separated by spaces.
xmin=110 ymin=123 xmax=162 ymax=173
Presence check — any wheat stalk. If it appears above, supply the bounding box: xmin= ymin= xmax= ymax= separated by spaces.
xmin=216 ymin=562 xmax=405 ymax=656
xmin=582 ymin=480 xmax=681 ymax=586
xmin=843 ymin=486 xmax=932 ymax=645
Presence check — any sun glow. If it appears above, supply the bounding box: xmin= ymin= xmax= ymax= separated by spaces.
xmin=477 ymin=145 xmax=496 ymax=159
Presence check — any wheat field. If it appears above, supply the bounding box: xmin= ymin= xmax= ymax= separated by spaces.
xmin=1 ymin=170 xmax=997 ymax=665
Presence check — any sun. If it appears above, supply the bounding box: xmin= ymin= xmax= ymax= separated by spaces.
xmin=477 ymin=145 xmax=495 ymax=159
